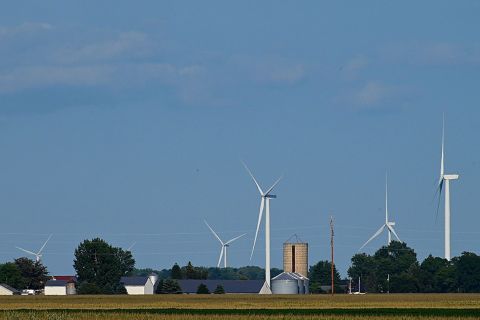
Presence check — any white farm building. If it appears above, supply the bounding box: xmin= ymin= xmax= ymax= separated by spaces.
xmin=120 ymin=276 xmax=155 ymax=295
xmin=44 ymin=279 xmax=77 ymax=295
xmin=0 ymin=283 xmax=20 ymax=295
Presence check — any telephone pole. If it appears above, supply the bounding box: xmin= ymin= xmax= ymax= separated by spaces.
xmin=330 ymin=216 xmax=334 ymax=295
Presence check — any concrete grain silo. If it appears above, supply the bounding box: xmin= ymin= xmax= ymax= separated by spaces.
xmin=283 ymin=236 xmax=308 ymax=278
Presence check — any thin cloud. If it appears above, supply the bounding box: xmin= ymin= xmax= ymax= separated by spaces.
xmin=380 ymin=42 xmax=480 ymax=66
xmin=0 ymin=22 xmax=53 ymax=39
xmin=230 ymin=55 xmax=307 ymax=86
xmin=58 ymin=32 xmax=153 ymax=64
xmin=341 ymin=56 xmax=368 ymax=80
xmin=335 ymin=81 xmax=413 ymax=111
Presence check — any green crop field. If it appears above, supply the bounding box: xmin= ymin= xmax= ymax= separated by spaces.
xmin=1 ymin=294 xmax=480 ymax=319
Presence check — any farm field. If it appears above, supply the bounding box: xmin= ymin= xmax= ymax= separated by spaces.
xmin=1 ymin=294 xmax=480 ymax=319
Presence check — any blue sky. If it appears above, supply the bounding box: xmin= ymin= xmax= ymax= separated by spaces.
xmin=0 ymin=1 xmax=479 ymax=277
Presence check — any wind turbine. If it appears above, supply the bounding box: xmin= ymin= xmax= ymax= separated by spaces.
xmin=204 ymin=220 xmax=246 ymax=268
xmin=360 ymin=174 xmax=401 ymax=251
xmin=436 ymin=115 xmax=459 ymax=261
xmin=127 ymin=242 xmax=136 ymax=252
xmin=15 ymin=234 xmax=52 ymax=263
xmin=243 ymin=162 xmax=282 ymax=293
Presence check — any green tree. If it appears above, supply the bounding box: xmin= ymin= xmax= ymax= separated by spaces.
xmin=182 ymin=262 xmax=207 ymax=279
xmin=0 ymin=262 xmax=24 ymax=289
xmin=349 ymin=241 xmax=419 ymax=293
xmin=161 ymin=279 xmax=181 ymax=294
xmin=213 ymin=284 xmax=225 ymax=294
xmin=77 ymin=282 xmax=102 ymax=294
xmin=348 ymin=253 xmax=376 ymax=292
xmin=14 ymin=257 xmax=49 ymax=290
xmin=73 ymin=238 xmax=135 ymax=294
xmin=419 ymin=255 xmax=456 ymax=292
xmin=309 ymin=260 xmax=341 ymax=293
xmin=456 ymin=252 xmax=480 ymax=293
xmin=155 ymin=279 xmax=164 ymax=294
xmin=171 ymin=263 xmax=182 ymax=279
xmin=196 ymin=283 xmax=210 ymax=294
xmin=185 ymin=262 xmax=196 ymax=279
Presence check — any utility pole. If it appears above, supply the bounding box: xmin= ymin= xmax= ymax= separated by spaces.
xmin=330 ymin=216 xmax=334 ymax=295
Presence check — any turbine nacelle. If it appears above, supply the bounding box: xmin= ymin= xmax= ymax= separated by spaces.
xmin=443 ymin=174 xmax=459 ymax=180
xmin=263 ymin=194 xmax=276 ymax=199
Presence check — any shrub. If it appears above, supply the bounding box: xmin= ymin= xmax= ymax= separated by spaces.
xmin=77 ymin=282 xmax=102 ymax=294
xmin=213 ymin=284 xmax=225 ymax=294
xmin=196 ymin=283 xmax=210 ymax=294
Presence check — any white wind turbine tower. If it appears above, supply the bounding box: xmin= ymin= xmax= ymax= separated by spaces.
xmin=243 ymin=162 xmax=282 ymax=294
xmin=360 ymin=174 xmax=401 ymax=251
xmin=436 ymin=115 xmax=459 ymax=261
xmin=204 ymin=220 xmax=246 ymax=268
xmin=15 ymin=234 xmax=53 ymax=263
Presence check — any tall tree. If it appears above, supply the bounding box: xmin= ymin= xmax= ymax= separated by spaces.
xmin=73 ymin=238 xmax=135 ymax=294
xmin=309 ymin=260 xmax=341 ymax=293
xmin=455 ymin=252 xmax=480 ymax=293
xmin=349 ymin=241 xmax=419 ymax=293
xmin=14 ymin=257 xmax=49 ymax=290
xmin=171 ymin=263 xmax=182 ymax=279
xmin=419 ymin=255 xmax=456 ymax=293
xmin=0 ymin=262 xmax=25 ymax=289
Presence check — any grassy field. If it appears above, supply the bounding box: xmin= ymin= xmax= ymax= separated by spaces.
xmin=1 ymin=294 xmax=480 ymax=319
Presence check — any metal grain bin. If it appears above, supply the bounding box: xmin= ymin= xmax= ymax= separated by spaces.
xmin=271 ymin=272 xmax=299 ymax=294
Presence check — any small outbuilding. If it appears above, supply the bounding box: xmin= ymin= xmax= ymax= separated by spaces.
xmin=0 ymin=283 xmax=20 ymax=295
xmin=120 ymin=276 xmax=154 ymax=295
xmin=44 ymin=279 xmax=77 ymax=295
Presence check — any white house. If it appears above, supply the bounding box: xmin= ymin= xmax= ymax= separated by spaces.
xmin=0 ymin=283 xmax=19 ymax=295
xmin=120 ymin=276 xmax=154 ymax=295
xmin=44 ymin=279 xmax=76 ymax=295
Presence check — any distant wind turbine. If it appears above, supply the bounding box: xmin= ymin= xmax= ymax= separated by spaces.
xmin=16 ymin=234 xmax=52 ymax=263
xmin=204 ymin=220 xmax=246 ymax=268
xmin=127 ymin=242 xmax=136 ymax=251
xmin=436 ymin=115 xmax=459 ymax=261
xmin=360 ymin=174 xmax=401 ymax=250
xmin=243 ymin=162 xmax=282 ymax=294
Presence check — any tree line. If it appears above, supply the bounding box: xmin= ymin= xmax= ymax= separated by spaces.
xmin=2 ymin=237 xmax=480 ymax=294
xmin=348 ymin=241 xmax=480 ymax=293
xmin=133 ymin=263 xmax=283 ymax=281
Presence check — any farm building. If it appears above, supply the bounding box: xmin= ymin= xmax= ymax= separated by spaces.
xmin=271 ymin=272 xmax=309 ymax=294
xmin=120 ymin=276 xmax=155 ymax=295
xmin=0 ymin=283 xmax=20 ymax=295
xmin=52 ymin=275 xmax=77 ymax=282
xmin=177 ymin=280 xmax=263 ymax=294
xmin=44 ymin=279 xmax=77 ymax=295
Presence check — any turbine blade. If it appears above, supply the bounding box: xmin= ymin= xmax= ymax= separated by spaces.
xmin=435 ymin=179 xmax=444 ymax=222
xmin=242 ymin=161 xmax=264 ymax=195
xmin=38 ymin=234 xmax=52 ymax=255
xmin=250 ymin=197 xmax=265 ymax=260
xmin=127 ymin=242 xmax=136 ymax=251
xmin=441 ymin=113 xmax=445 ymax=177
xmin=217 ymin=246 xmax=224 ymax=268
xmin=16 ymin=247 xmax=36 ymax=256
xmin=225 ymin=233 xmax=247 ymax=245
xmin=387 ymin=225 xmax=401 ymax=242
xmin=204 ymin=220 xmax=224 ymax=245
xmin=359 ymin=225 xmax=385 ymax=251
xmin=385 ymin=172 xmax=388 ymax=224
xmin=265 ymin=175 xmax=283 ymax=196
